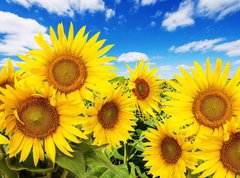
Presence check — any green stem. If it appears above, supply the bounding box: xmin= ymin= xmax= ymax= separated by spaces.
xmin=123 ymin=143 xmax=127 ymax=164
xmin=60 ymin=170 xmax=68 ymax=178
xmin=128 ymin=134 xmax=143 ymax=157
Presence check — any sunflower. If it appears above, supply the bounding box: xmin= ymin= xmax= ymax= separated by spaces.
xmin=127 ymin=60 xmax=161 ymax=117
xmin=143 ymin=122 xmax=196 ymax=178
xmin=18 ymin=23 xmax=117 ymax=100
xmin=0 ymin=80 xmax=87 ymax=166
xmin=164 ymin=58 xmax=240 ymax=137
xmin=81 ymin=83 xmax=136 ymax=148
xmin=193 ymin=123 xmax=240 ymax=177
xmin=0 ymin=58 xmax=15 ymax=130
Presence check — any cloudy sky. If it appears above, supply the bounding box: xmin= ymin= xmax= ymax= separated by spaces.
xmin=0 ymin=0 xmax=240 ymax=78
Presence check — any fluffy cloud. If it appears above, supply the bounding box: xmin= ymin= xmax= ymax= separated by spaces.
xmin=169 ymin=38 xmax=224 ymax=53
xmin=213 ymin=40 xmax=240 ymax=57
xmin=197 ymin=0 xmax=240 ymax=20
xmin=7 ymin=0 xmax=106 ymax=17
xmin=158 ymin=65 xmax=172 ymax=71
xmin=170 ymin=38 xmax=240 ymax=57
xmin=141 ymin=0 xmax=158 ymax=5
xmin=0 ymin=11 xmax=49 ymax=56
xmin=105 ymin=8 xmax=115 ymax=20
xmin=162 ymin=0 xmax=194 ymax=31
xmin=117 ymin=52 xmax=149 ymax=62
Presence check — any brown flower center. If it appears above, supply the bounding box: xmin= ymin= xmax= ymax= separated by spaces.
xmin=98 ymin=102 xmax=119 ymax=129
xmin=193 ymin=89 xmax=232 ymax=129
xmin=48 ymin=54 xmax=87 ymax=94
xmin=161 ymin=137 xmax=182 ymax=164
xmin=16 ymin=97 xmax=59 ymax=139
xmin=221 ymin=132 xmax=240 ymax=174
xmin=132 ymin=78 xmax=150 ymax=100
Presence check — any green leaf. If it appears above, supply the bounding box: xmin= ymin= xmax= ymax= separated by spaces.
xmin=6 ymin=155 xmax=53 ymax=173
xmin=79 ymin=142 xmax=128 ymax=177
xmin=55 ymin=147 xmax=85 ymax=178
xmin=86 ymin=164 xmax=129 ymax=178
xmin=0 ymin=159 xmax=18 ymax=178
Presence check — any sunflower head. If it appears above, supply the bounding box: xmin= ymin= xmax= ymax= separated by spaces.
xmin=0 ymin=79 xmax=87 ymax=166
xmin=193 ymin=123 xmax=240 ymax=177
xmin=127 ymin=60 xmax=161 ymax=117
xmin=18 ymin=22 xmax=117 ymax=99
xmin=143 ymin=122 xmax=196 ymax=178
xmin=81 ymin=83 xmax=136 ymax=149
xmin=164 ymin=58 xmax=240 ymax=137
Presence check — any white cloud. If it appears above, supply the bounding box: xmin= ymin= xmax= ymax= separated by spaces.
xmin=7 ymin=0 xmax=106 ymax=17
xmin=159 ymin=65 xmax=172 ymax=71
xmin=162 ymin=0 xmax=194 ymax=31
xmin=176 ymin=64 xmax=193 ymax=70
xmin=170 ymin=38 xmax=224 ymax=53
xmin=0 ymin=11 xmax=49 ymax=56
xmin=117 ymin=52 xmax=149 ymax=63
xmin=141 ymin=0 xmax=158 ymax=6
xmin=213 ymin=40 xmax=240 ymax=57
xmin=197 ymin=0 xmax=240 ymax=20
xmin=105 ymin=8 xmax=115 ymax=20
xmin=170 ymin=38 xmax=240 ymax=57
xmin=150 ymin=21 xmax=156 ymax=27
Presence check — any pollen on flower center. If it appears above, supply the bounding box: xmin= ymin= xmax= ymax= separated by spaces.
xmin=53 ymin=60 xmax=79 ymax=86
xmin=193 ymin=89 xmax=232 ymax=129
xmin=221 ymin=133 xmax=240 ymax=174
xmin=16 ymin=97 xmax=59 ymax=139
xmin=161 ymin=137 xmax=182 ymax=164
xmin=98 ymin=102 xmax=119 ymax=129
xmin=132 ymin=78 xmax=150 ymax=100
xmin=48 ymin=54 xmax=87 ymax=94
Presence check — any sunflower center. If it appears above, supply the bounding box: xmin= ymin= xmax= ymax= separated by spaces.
xmin=221 ymin=133 xmax=240 ymax=174
xmin=193 ymin=89 xmax=232 ymax=129
xmin=98 ymin=102 xmax=119 ymax=129
xmin=133 ymin=78 xmax=150 ymax=100
xmin=161 ymin=137 xmax=182 ymax=164
xmin=16 ymin=97 xmax=59 ymax=139
xmin=48 ymin=54 xmax=87 ymax=94
xmin=53 ymin=60 xmax=79 ymax=86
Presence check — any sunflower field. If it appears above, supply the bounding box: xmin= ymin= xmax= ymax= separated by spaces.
xmin=0 ymin=23 xmax=240 ymax=178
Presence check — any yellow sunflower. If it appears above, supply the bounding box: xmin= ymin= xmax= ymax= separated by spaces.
xmin=164 ymin=58 xmax=240 ymax=137
xmin=143 ymin=122 xmax=196 ymax=178
xmin=193 ymin=123 xmax=240 ymax=178
xmin=0 ymin=80 xmax=87 ymax=166
xmin=0 ymin=58 xmax=15 ymax=131
xmin=127 ymin=60 xmax=161 ymax=117
xmin=81 ymin=83 xmax=136 ymax=149
xmin=18 ymin=23 xmax=117 ymax=100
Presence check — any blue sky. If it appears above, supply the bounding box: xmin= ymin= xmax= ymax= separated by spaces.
xmin=0 ymin=0 xmax=240 ymax=78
